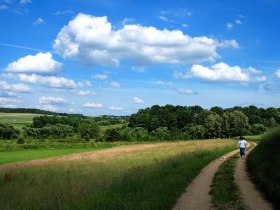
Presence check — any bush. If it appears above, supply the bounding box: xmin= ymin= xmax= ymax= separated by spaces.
xmin=17 ymin=137 xmax=25 ymax=144
xmin=0 ymin=123 xmax=20 ymax=139
xmin=247 ymin=126 xmax=280 ymax=209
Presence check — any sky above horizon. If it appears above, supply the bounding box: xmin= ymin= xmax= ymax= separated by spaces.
xmin=0 ymin=0 xmax=280 ymax=116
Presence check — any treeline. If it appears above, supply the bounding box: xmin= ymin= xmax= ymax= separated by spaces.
xmin=0 ymin=107 xmax=61 ymax=115
xmin=0 ymin=114 xmax=129 ymax=141
xmin=102 ymin=105 xmax=280 ymax=141
xmin=1 ymin=105 xmax=279 ymax=142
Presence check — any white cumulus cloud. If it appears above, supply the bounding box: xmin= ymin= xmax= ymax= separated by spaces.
xmin=110 ymin=81 xmax=120 ymax=88
xmin=5 ymin=73 xmax=78 ymax=89
xmin=0 ymin=81 xmax=31 ymax=92
xmin=39 ymin=96 xmax=67 ymax=105
xmin=133 ymin=97 xmax=144 ymax=104
xmin=175 ymin=62 xmax=252 ymax=82
xmin=53 ymin=13 xmax=238 ymax=66
xmin=175 ymin=62 xmax=267 ymax=83
xmin=75 ymin=90 xmax=96 ymax=96
xmin=6 ymin=52 xmax=62 ymax=75
xmin=109 ymin=106 xmax=123 ymax=110
xmin=34 ymin=18 xmax=44 ymax=26
xmin=83 ymin=102 xmax=103 ymax=108
xmin=274 ymin=69 xmax=280 ymax=78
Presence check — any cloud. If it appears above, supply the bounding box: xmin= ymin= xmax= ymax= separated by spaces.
xmin=53 ymin=10 xmax=73 ymax=15
xmin=39 ymin=96 xmax=67 ymax=105
xmin=109 ymin=106 xmax=123 ymax=110
xmin=248 ymin=67 xmax=262 ymax=74
xmin=5 ymin=73 xmax=78 ymax=88
xmin=189 ymin=63 xmax=250 ymax=82
xmin=226 ymin=23 xmax=233 ymax=30
xmin=83 ymin=102 xmax=103 ymax=108
xmin=133 ymin=97 xmax=144 ymax=104
xmin=110 ymin=81 xmax=120 ymax=88
xmin=0 ymin=5 xmax=8 ymax=10
xmin=93 ymin=74 xmax=108 ymax=80
xmin=274 ymin=69 xmax=280 ymax=78
xmin=6 ymin=52 xmax=62 ymax=75
xmin=174 ymin=62 xmax=266 ymax=83
xmin=156 ymin=80 xmax=173 ymax=86
xmin=235 ymin=19 xmax=242 ymax=25
xmin=83 ymin=80 xmax=92 ymax=87
xmin=34 ymin=18 xmax=44 ymax=26
xmin=0 ymin=97 xmax=17 ymax=104
xmin=39 ymin=104 xmax=57 ymax=112
xmin=177 ymin=88 xmax=197 ymax=95
xmin=75 ymin=90 xmax=95 ymax=96
xmin=255 ymin=76 xmax=267 ymax=82
xmin=0 ymin=81 xmax=31 ymax=92
xmin=20 ymin=0 xmax=32 ymax=4
xmin=53 ymin=13 xmax=238 ymax=66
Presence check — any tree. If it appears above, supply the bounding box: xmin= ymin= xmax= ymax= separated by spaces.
xmin=188 ymin=125 xmax=206 ymax=139
xmin=0 ymin=123 xmax=20 ymax=139
xmin=222 ymin=111 xmax=251 ymax=137
xmin=78 ymin=121 xmax=100 ymax=140
xmin=204 ymin=113 xmax=222 ymax=138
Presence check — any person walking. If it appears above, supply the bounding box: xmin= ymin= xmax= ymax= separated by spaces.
xmin=238 ymin=136 xmax=248 ymax=159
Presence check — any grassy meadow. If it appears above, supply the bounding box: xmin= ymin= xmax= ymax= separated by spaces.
xmin=0 ymin=142 xmax=117 ymax=165
xmin=0 ymin=139 xmax=236 ymax=210
xmin=0 ymin=113 xmax=40 ymax=129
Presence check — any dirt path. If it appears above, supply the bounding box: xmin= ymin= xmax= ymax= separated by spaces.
xmin=173 ymin=149 xmax=239 ymax=210
xmin=0 ymin=143 xmax=167 ymax=172
xmin=234 ymin=143 xmax=275 ymax=210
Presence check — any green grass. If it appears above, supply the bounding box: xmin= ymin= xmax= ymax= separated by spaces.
xmin=0 ymin=113 xmax=40 ymax=129
xmin=99 ymin=123 xmax=128 ymax=134
xmin=0 ymin=143 xmax=114 ymax=165
xmin=210 ymin=156 xmax=245 ymax=210
xmin=0 ymin=140 xmax=236 ymax=210
xmin=247 ymin=126 xmax=280 ymax=209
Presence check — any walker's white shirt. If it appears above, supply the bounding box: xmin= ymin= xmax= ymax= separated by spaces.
xmin=238 ymin=139 xmax=247 ymax=148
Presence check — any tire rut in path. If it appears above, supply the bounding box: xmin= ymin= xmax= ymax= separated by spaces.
xmin=234 ymin=143 xmax=275 ymax=210
xmin=173 ymin=149 xmax=239 ymax=210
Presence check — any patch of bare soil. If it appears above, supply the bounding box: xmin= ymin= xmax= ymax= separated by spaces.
xmin=173 ymin=149 xmax=239 ymax=210
xmin=0 ymin=143 xmax=167 ymax=172
xmin=234 ymin=143 xmax=275 ymax=210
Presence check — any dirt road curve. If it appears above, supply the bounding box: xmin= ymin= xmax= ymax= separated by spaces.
xmin=172 ymin=149 xmax=239 ymax=210
xmin=234 ymin=143 xmax=275 ymax=210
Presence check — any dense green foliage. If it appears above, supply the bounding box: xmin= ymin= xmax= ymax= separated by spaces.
xmin=210 ymin=156 xmax=245 ymax=210
xmin=0 ymin=123 xmax=20 ymax=139
xmin=0 ymin=105 xmax=279 ymax=142
xmin=247 ymin=127 xmax=280 ymax=209
xmin=123 ymin=105 xmax=280 ymax=141
xmin=0 ymin=107 xmax=59 ymax=115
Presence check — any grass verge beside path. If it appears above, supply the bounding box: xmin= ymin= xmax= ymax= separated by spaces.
xmin=210 ymin=156 xmax=245 ymax=210
xmin=247 ymin=127 xmax=280 ymax=209
xmin=0 ymin=140 xmax=236 ymax=210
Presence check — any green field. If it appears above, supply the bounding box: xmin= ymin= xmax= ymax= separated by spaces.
xmin=0 ymin=140 xmax=236 ymax=210
xmin=0 ymin=113 xmax=41 ymax=128
xmin=0 ymin=143 xmax=116 ymax=165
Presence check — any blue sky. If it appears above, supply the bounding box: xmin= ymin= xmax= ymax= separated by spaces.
xmin=0 ymin=0 xmax=279 ymax=116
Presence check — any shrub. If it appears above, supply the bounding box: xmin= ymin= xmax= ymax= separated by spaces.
xmin=0 ymin=123 xmax=20 ymax=139
xmin=247 ymin=126 xmax=280 ymax=209
xmin=17 ymin=137 xmax=25 ymax=144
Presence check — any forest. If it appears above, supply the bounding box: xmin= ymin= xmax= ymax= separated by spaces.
xmin=0 ymin=105 xmax=279 ymax=142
